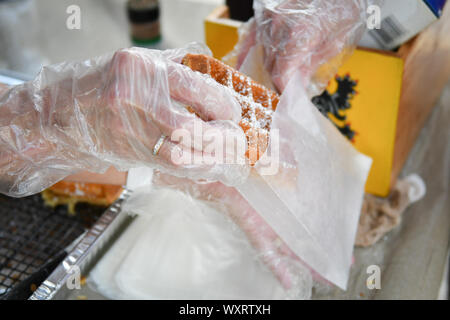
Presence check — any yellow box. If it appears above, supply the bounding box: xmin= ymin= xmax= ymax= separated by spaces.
xmin=204 ymin=6 xmax=241 ymax=60
xmin=323 ymin=50 xmax=404 ymax=196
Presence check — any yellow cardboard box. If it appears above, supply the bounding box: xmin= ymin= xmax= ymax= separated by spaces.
xmin=322 ymin=50 xmax=404 ymax=196
xmin=204 ymin=6 xmax=240 ymax=60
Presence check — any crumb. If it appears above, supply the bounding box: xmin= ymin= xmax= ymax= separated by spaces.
xmin=77 ymin=295 xmax=88 ymax=300
xmin=30 ymin=284 xmax=37 ymax=292
xmin=80 ymin=275 xmax=87 ymax=286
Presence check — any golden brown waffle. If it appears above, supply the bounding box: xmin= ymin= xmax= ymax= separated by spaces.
xmin=42 ymin=181 xmax=122 ymax=213
xmin=182 ymin=54 xmax=279 ymax=164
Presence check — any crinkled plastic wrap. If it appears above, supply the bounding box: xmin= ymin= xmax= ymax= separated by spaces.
xmin=225 ymin=0 xmax=372 ymax=96
xmin=105 ymin=171 xmax=314 ymax=300
xmin=0 ymin=43 xmax=247 ymax=197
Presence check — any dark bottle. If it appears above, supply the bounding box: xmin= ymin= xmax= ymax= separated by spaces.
xmin=226 ymin=0 xmax=254 ymax=22
xmin=127 ymin=0 xmax=161 ymax=47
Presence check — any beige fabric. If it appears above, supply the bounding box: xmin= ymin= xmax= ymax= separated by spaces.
xmin=356 ymin=175 xmax=425 ymax=247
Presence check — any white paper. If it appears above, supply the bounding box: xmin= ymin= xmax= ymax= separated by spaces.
xmin=237 ymin=48 xmax=372 ymax=289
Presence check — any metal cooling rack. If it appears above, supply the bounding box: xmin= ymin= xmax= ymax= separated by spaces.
xmin=0 ymin=194 xmax=105 ymax=299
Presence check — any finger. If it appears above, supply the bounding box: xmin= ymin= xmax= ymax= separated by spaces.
xmin=148 ymin=105 xmax=245 ymax=162
xmin=156 ymin=138 xmax=204 ymax=168
xmin=166 ymin=60 xmax=242 ymax=122
xmin=109 ymin=48 xmax=242 ymax=123
xmin=109 ymin=48 xmax=241 ymax=122
xmin=157 ymin=139 xmax=248 ymax=185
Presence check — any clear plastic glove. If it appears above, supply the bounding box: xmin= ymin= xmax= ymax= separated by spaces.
xmin=0 ymin=43 xmax=247 ymax=197
xmin=228 ymin=0 xmax=370 ymax=96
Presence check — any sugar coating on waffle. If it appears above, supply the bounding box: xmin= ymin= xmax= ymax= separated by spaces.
xmin=182 ymin=54 xmax=279 ymax=163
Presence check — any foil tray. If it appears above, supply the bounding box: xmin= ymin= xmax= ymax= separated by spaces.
xmin=29 ymin=190 xmax=132 ymax=300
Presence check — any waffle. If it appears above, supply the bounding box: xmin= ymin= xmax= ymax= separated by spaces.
xmin=42 ymin=182 xmax=122 ymax=213
xmin=182 ymin=54 xmax=279 ymax=164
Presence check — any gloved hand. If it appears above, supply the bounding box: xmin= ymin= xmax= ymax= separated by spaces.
xmin=0 ymin=44 xmax=247 ymax=197
xmin=231 ymin=0 xmax=369 ymax=96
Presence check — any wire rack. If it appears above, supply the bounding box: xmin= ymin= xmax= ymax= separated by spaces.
xmin=0 ymin=193 xmax=105 ymax=299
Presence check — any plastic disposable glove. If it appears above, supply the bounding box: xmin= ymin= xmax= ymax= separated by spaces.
xmin=0 ymin=44 xmax=247 ymax=197
xmin=230 ymin=0 xmax=370 ymax=96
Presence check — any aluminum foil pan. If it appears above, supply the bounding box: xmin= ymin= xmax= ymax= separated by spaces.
xmin=29 ymin=190 xmax=132 ymax=300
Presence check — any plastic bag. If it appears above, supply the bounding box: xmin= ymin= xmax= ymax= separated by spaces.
xmin=90 ymin=171 xmax=313 ymax=300
xmin=225 ymin=0 xmax=372 ymax=97
xmin=0 ymin=43 xmax=247 ymax=197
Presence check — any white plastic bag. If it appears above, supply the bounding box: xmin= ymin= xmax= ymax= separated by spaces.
xmin=90 ymin=177 xmax=314 ymax=299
